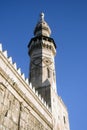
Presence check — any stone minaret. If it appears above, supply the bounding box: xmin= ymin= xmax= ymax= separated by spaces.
xmin=28 ymin=13 xmax=56 ymax=107
xmin=28 ymin=13 xmax=70 ymax=130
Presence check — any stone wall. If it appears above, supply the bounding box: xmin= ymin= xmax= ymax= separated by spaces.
xmin=0 ymin=83 xmax=20 ymax=130
xmin=0 ymin=44 xmax=70 ymax=130
xmin=0 ymin=82 xmax=52 ymax=130
xmin=0 ymin=44 xmax=52 ymax=130
xmin=51 ymin=88 xmax=70 ymax=130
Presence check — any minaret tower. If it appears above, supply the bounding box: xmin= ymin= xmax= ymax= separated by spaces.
xmin=28 ymin=13 xmax=56 ymax=107
xmin=28 ymin=13 xmax=70 ymax=130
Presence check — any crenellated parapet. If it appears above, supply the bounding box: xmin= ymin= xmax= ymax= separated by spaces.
xmin=0 ymin=43 xmax=51 ymax=113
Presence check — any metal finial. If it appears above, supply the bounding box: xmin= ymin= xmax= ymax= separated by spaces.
xmin=40 ymin=12 xmax=44 ymax=22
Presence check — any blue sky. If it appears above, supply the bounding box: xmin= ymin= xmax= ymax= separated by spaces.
xmin=0 ymin=1 xmax=87 ymax=130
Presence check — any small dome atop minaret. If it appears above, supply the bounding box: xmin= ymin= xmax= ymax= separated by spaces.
xmin=34 ymin=12 xmax=51 ymax=37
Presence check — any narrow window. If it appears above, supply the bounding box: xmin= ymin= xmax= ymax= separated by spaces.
xmin=47 ymin=68 xmax=50 ymax=78
xmin=63 ymin=116 xmax=66 ymax=124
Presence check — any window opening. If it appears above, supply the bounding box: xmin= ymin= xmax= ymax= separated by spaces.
xmin=47 ymin=68 xmax=50 ymax=78
xmin=63 ymin=116 xmax=66 ymax=124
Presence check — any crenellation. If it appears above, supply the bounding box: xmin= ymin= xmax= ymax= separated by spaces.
xmin=17 ymin=68 xmax=21 ymax=75
xmin=3 ymin=50 xmax=8 ymax=58
xmin=21 ymin=73 xmax=25 ymax=80
xmin=35 ymin=90 xmax=39 ymax=96
xmin=38 ymin=93 xmax=42 ymax=100
xmin=25 ymin=78 xmax=28 ymax=85
xmin=2 ymin=49 xmax=29 ymax=88
xmin=32 ymin=86 xmax=35 ymax=93
xmin=44 ymin=101 xmax=47 ymax=106
xmin=46 ymin=104 xmax=51 ymax=111
xmin=29 ymin=82 xmax=32 ymax=89
xmin=8 ymin=56 xmax=13 ymax=64
xmin=13 ymin=62 xmax=17 ymax=70
xmin=41 ymin=97 xmax=45 ymax=104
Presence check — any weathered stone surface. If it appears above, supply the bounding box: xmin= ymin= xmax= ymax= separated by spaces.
xmin=0 ymin=89 xmax=4 ymax=104
xmin=3 ymin=117 xmax=14 ymax=129
xmin=0 ymin=125 xmax=5 ymax=130
xmin=0 ymin=80 xmax=52 ymax=130
xmin=0 ymin=115 xmax=4 ymax=124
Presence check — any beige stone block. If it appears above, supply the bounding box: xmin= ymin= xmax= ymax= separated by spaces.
xmin=4 ymin=89 xmax=9 ymax=98
xmin=13 ymin=124 xmax=18 ymax=130
xmin=19 ymin=127 xmax=25 ymax=130
xmin=20 ymin=111 xmax=28 ymax=122
xmin=20 ymin=119 xmax=25 ymax=129
xmin=0 ymin=115 xmax=4 ymax=124
xmin=11 ymin=109 xmax=19 ymax=124
xmin=0 ymin=103 xmax=4 ymax=115
xmin=5 ymin=128 xmax=9 ymax=130
xmin=14 ymin=99 xmax=20 ymax=110
xmin=0 ymin=84 xmax=5 ymax=92
xmin=3 ymin=97 xmax=9 ymax=109
xmin=10 ymin=100 xmax=19 ymax=112
xmin=9 ymin=101 xmax=14 ymax=110
xmin=2 ymin=105 xmax=8 ymax=116
xmin=7 ymin=109 xmax=11 ymax=118
xmin=0 ymin=106 xmax=9 ymax=119
xmin=0 ymin=87 xmax=4 ymax=104
xmin=3 ymin=117 xmax=14 ymax=129
xmin=0 ymin=125 xmax=5 ymax=130
xmin=0 ymin=94 xmax=4 ymax=104
xmin=8 ymin=92 xmax=14 ymax=102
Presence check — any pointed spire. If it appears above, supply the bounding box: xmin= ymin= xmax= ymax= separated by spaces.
xmin=34 ymin=12 xmax=51 ymax=37
xmin=40 ymin=12 xmax=44 ymax=22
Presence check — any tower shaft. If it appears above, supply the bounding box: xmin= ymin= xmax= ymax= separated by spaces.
xmin=28 ymin=13 xmax=57 ymax=106
xmin=28 ymin=13 xmax=70 ymax=130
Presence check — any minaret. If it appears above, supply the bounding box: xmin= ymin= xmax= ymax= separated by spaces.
xmin=28 ymin=13 xmax=70 ymax=130
xmin=28 ymin=13 xmax=57 ymax=107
